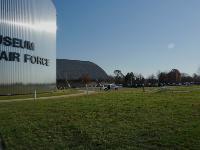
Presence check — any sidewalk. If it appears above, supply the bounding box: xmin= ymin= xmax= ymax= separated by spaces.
xmin=0 ymin=91 xmax=96 ymax=103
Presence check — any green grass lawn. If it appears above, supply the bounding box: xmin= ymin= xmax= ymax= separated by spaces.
xmin=0 ymin=89 xmax=81 ymax=100
xmin=1 ymin=86 xmax=200 ymax=149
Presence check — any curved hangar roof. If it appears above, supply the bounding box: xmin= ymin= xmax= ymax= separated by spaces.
xmin=57 ymin=59 xmax=108 ymax=80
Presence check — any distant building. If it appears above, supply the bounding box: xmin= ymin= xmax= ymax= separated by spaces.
xmin=56 ymin=59 xmax=108 ymax=88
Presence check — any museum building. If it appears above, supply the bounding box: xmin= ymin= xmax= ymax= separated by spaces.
xmin=0 ymin=0 xmax=57 ymax=95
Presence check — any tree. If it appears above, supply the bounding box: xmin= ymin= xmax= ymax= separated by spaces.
xmin=168 ymin=69 xmax=181 ymax=83
xmin=157 ymin=69 xmax=181 ymax=85
xmin=81 ymin=74 xmax=91 ymax=95
xmin=114 ymin=70 xmax=124 ymax=84
xmin=82 ymin=74 xmax=91 ymax=84
xmin=157 ymin=72 xmax=168 ymax=85
xmin=124 ymin=72 xmax=135 ymax=87
xmin=181 ymin=73 xmax=193 ymax=83
xmin=114 ymin=70 xmax=124 ymax=78
xmin=193 ymin=73 xmax=200 ymax=83
xmin=107 ymin=75 xmax=115 ymax=83
xmin=134 ymin=74 xmax=145 ymax=87
xmin=146 ymin=74 xmax=157 ymax=86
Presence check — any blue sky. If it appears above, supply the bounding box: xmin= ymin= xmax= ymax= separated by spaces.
xmin=55 ymin=0 xmax=200 ymax=77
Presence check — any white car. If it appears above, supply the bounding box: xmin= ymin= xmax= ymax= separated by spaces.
xmin=102 ymin=84 xmax=120 ymax=91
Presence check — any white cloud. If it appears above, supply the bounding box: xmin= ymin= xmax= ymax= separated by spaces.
xmin=168 ymin=43 xmax=176 ymax=49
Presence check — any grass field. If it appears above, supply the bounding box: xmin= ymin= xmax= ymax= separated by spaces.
xmin=0 ymin=86 xmax=200 ymax=149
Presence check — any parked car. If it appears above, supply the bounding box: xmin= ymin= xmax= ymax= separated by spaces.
xmin=101 ymin=84 xmax=120 ymax=91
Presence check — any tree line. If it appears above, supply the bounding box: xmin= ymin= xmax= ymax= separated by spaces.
xmin=111 ymin=69 xmax=200 ymax=87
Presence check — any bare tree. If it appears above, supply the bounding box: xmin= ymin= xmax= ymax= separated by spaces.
xmin=146 ymin=74 xmax=157 ymax=86
xmin=82 ymin=74 xmax=91 ymax=95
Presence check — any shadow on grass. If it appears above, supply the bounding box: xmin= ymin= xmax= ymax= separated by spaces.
xmin=0 ymin=133 xmax=6 ymax=150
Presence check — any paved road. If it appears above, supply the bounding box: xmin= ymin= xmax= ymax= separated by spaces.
xmin=0 ymin=91 xmax=96 ymax=103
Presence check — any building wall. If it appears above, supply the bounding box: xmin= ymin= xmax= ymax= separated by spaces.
xmin=0 ymin=0 xmax=57 ymax=95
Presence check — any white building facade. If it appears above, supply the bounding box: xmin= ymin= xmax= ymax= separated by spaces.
xmin=0 ymin=0 xmax=57 ymax=95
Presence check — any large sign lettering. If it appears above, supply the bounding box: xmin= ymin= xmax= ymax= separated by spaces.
xmin=0 ymin=35 xmax=35 ymax=51
xmin=0 ymin=35 xmax=50 ymax=66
